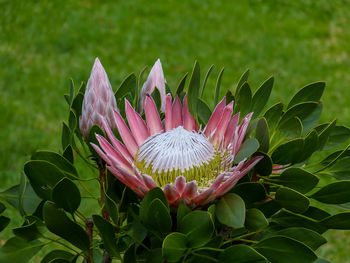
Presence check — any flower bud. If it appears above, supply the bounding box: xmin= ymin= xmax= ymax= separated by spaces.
xmin=139 ymin=59 xmax=166 ymax=113
xmin=79 ymin=58 xmax=117 ymax=138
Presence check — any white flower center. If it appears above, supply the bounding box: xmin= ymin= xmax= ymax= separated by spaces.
xmin=137 ymin=126 xmax=215 ymax=173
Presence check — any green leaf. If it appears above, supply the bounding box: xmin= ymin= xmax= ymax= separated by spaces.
xmin=145 ymin=248 xmax=163 ymax=263
xmin=317 ymin=120 xmax=337 ymax=150
xmin=299 ymin=130 xmax=319 ymax=162
xmin=176 ymin=73 xmax=188 ymax=96
xmin=197 ymin=98 xmax=212 ymax=125
xmin=0 ymin=202 xmax=5 ymax=214
xmin=311 ymin=181 xmax=350 ymax=204
xmin=92 ymin=215 xmax=120 ymax=258
xmin=235 ymin=82 xmax=252 ymax=117
xmin=320 ymin=212 xmax=350 ymax=230
xmin=24 ymin=160 xmax=65 ymax=200
xmin=272 ymin=209 xmax=326 ymax=233
xmin=162 ymin=232 xmax=187 ymax=262
xmin=0 ymin=216 xmax=10 ymax=232
xmin=87 ymin=125 xmax=105 ymax=156
xmin=52 ymin=178 xmax=81 ymax=213
xmin=214 ymin=67 xmax=224 ymax=105
xmin=187 ymin=61 xmax=200 ymax=117
xmin=255 ymin=118 xmax=269 ymax=153
xmin=115 ymin=73 xmax=137 ymax=102
xmin=0 ymin=237 xmax=43 ymax=263
xmin=218 ymin=245 xmax=267 ymax=263
xmin=62 ymin=122 xmax=71 ymax=150
xmin=276 ymin=116 xmax=302 ymax=139
xmin=245 ymin=208 xmax=268 ymax=231
xmin=287 ymin=81 xmax=325 ymax=109
xmin=71 ymin=92 xmax=84 ymax=118
xmin=104 ymin=193 xmax=119 ymax=225
xmin=252 ymin=76 xmax=274 ymax=118
xmin=145 ymin=198 xmax=172 ymax=234
xmin=216 ymin=193 xmax=245 ymax=228
xmin=320 ymin=149 xmax=350 ymax=167
xmin=272 ymin=168 xmax=319 ymax=194
xmin=271 ymin=138 xmax=304 ymax=165
xmin=13 ymin=220 xmax=41 ymax=241
xmin=68 ymin=110 xmax=77 ymax=132
xmin=264 ymin=102 xmax=283 ymax=131
xmin=324 ymin=156 xmax=350 ymax=180
xmin=279 ymin=102 xmax=319 ymax=128
xmin=303 ymin=206 xmax=331 ymax=220
xmin=199 ymin=65 xmax=214 ymax=98
xmin=325 ymin=125 xmax=350 ymax=150
xmin=234 ymin=138 xmax=259 ymax=163
xmin=62 ymin=145 xmax=74 ymax=164
xmin=254 ymin=152 xmax=273 ymax=176
xmin=178 ymin=210 xmax=214 ymax=248
xmin=41 ymin=250 xmax=75 ymax=263
xmin=177 ymin=203 xmax=191 ymax=227
xmin=127 ymin=220 xmax=148 ymax=244
xmin=231 ymin=182 xmax=267 ymax=206
xmin=253 ymin=236 xmax=317 ymax=263
xmin=31 ymin=151 xmax=78 ymax=179
xmin=151 ymin=87 xmax=162 ymax=111
xmin=275 ymin=187 xmax=310 ymax=213
xmin=0 ymin=183 xmax=41 ymax=214
xmin=255 ymin=200 xmax=281 ymax=218
xmin=43 ymin=201 xmax=89 ymax=251
xmin=302 ymin=103 xmax=323 ymax=135
xmin=140 ymin=187 xmax=168 ymax=222
xmin=236 ymin=69 xmax=249 ymax=94
xmin=268 ymin=227 xmax=326 ymax=250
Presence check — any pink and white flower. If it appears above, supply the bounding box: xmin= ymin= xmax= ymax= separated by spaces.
xmin=79 ymin=58 xmax=117 ymax=138
xmin=91 ymin=90 xmax=262 ymax=207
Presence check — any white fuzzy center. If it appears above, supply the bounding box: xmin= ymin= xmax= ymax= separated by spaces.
xmin=136 ymin=126 xmax=215 ymax=173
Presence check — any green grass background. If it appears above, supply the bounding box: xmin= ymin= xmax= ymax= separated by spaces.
xmin=1 ymin=0 xmax=350 ymax=261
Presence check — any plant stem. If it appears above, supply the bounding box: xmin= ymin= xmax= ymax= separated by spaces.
xmin=85 ymin=218 xmax=94 ymax=263
xmin=98 ymin=162 xmax=109 ymax=220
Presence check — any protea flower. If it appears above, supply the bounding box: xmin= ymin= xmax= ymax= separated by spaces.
xmin=92 ymin=93 xmax=262 ymax=207
xmin=79 ymin=58 xmax=117 ymax=138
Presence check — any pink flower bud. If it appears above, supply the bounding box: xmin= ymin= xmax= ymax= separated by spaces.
xmin=139 ymin=59 xmax=166 ymax=113
xmin=79 ymin=58 xmax=117 ymax=138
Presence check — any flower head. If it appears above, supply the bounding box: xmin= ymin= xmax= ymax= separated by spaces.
xmin=92 ymin=92 xmax=262 ymax=207
xmin=139 ymin=59 xmax=166 ymax=113
xmin=79 ymin=58 xmax=117 ymax=138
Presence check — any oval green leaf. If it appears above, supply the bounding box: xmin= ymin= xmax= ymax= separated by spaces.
xmin=216 ymin=193 xmax=245 ymax=228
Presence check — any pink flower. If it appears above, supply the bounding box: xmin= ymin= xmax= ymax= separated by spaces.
xmin=80 ymin=58 xmax=117 ymax=138
xmin=92 ymin=93 xmax=262 ymax=208
xmin=139 ymin=59 xmax=166 ymax=113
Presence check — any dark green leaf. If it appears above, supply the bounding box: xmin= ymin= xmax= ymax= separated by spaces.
xmin=31 ymin=151 xmax=78 ymax=179
xmin=187 ymin=61 xmax=200 ymax=117
xmin=0 ymin=216 xmax=10 ymax=232
xmin=216 ymin=193 xmax=245 ymax=228
xmin=235 ymin=69 xmax=249 ymax=94
xmin=276 ymin=116 xmax=302 ymax=139
xmin=325 ymin=125 xmax=350 ymax=150
xmin=62 ymin=122 xmax=71 ymax=150
xmin=321 ymin=212 xmax=350 ymax=230
xmin=275 ymin=187 xmax=310 ymax=213
xmin=311 ymin=181 xmax=350 ymax=204
xmin=279 ymin=102 xmax=319 ymax=128
xmin=234 ymin=138 xmax=259 ymax=163
xmin=145 ymin=248 xmax=163 ymax=263
xmin=178 ymin=210 xmax=214 ymax=248
xmin=13 ymin=220 xmax=41 ymax=241
xmin=199 ymin=65 xmax=214 ymax=98
xmin=43 ymin=201 xmax=89 ymax=251
xmin=52 ymin=178 xmax=81 ymax=213
xmin=0 ymin=237 xmax=43 ymax=263
xmin=268 ymin=227 xmax=326 ymax=250
xmin=151 ymin=87 xmax=162 ymax=111
xmin=272 ymin=168 xmax=319 ymax=194
xmin=218 ymin=245 xmax=267 ymax=263
xmin=87 ymin=125 xmax=105 ymax=156
xmin=235 ymin=82 xmax=252 ymax=117
xmin=299 ymin=130 xmax=319 ymax=162
xmin=271 ymin=138 xmax=304 ymax=165
xmin=145 ymin=198 xmax=172 ymax=234
xmin=92 ymin=215 xmax=120 ymax=258
xmin=254 ymin=152 xmax=273 ymax=176
xmin=231 ymin=182 xmax=267 ymax=205
xmin=162 ymin=232 xmax=187 ymax=262
xmin=62 ymin=145 xmax=74 ymax=164
xmin=104 ymin=193 xmax=119 ymax=225
xmin=323 ymin=156 xmax=350 ymax=180
xmin=255 ymin=199 xmax=281 ymax=218
xmin=303 ymin=206 xmax=331 ymax=220
xmin=214 ymin=67 xmax=224 ymax=105
xmin=252 ymin=76 xmax=274 ymax=118
xmin=264 ymin=102 xmax=283 ymax=131
xmin=255 ymin=118 xmax=269 ymax=153
xmin=127 ymin=220 xmax=148 ymax=244
xmin=287 ymin=82 xmax=325 ymax=109
xmin=0 ymin=202 xmax=5 ymax=214
xmin=115 ymin=73 xmax=137 ymax=102
xmin=177 ymin=203 xmax=191 ymax=227
xmin=318 ymin=120 xmax=336 ymax=150
xmin=71 ymin=92 xmax=84 ymax=118
xmin=197 ymin=98 xmax=212 ymax=125
xmin=254 ymin=236 xmax=317 ymax=263
xmin=140 ymin=187 xmax=168 ymax=223
xmin=41 ymin=250 xmax=75 ymax=263
xmin=245 ymin=208 xmax=268 ymax=231
xmin=24 ymin=160 xmax=65 ymax=200
xmin=176 ymin=73 xmax=188 ymax=96
xmin=302 ymin=103 xmax=323 ymax=135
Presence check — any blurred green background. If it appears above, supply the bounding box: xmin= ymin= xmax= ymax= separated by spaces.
xmin=1 ymin=0 xmax=350 ymax=261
